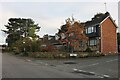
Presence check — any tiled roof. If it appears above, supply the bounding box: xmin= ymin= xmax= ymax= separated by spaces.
xmin=85 ymin=12 xmax=110 ymax=27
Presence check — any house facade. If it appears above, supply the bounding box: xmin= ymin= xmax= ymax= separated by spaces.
xmin=45 ymin=12 xmax=118 ymax=54
xmin=85 ymin=12 xmax=118 ymax=54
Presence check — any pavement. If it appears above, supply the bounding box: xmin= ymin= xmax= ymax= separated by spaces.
xmin=2 ymin=52 xmax=118 ymax=78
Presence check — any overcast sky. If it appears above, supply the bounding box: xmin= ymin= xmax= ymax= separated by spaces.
xmin=0 ymin=0 xmax=119 ymax=45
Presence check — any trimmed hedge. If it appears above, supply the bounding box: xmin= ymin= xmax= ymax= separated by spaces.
xmin=27 ymin=51 xmax=104 ymax=59
xmin=28 ymin=52 xmax=70 ymax=59
xmin=77 ymin=52 xmax=104 ymax=58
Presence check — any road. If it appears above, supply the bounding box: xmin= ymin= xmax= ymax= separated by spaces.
xmin=2 ymin=53 xmax=118 ymax=78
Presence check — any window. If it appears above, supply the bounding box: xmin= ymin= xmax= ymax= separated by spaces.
xmin=89 ymin=39 xmax=97 ymax=46
xmin=88 ymin=27 xmax=92 ymax=33
xmin=90 ymin=39 xmax=94 ymax=45
xmin=86 ymin=26 xmax=96 ymax=34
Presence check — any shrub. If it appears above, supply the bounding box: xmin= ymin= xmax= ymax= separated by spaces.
xmin=41 ymin=45 xmax=57 ymax=52
xmin=76 ymin=52 xmax=103 ymax=58
xmin=85 ymin=47 xmax=92 ymax=52
xmin=88 ymin=52 xmax=102 ymax=57
xmin=77 ymin=53 xmax=88 ymax=58
xmin=59 ymin=45 xmax=68 ymax=52
xmin=9 ymin=37 xmax=42 ymax=56
xmin=28 ymin=51 xmax=70 ymax=59
xmin=28 ymin=52 xmax=54 ymax=59
xmin=12 ymin=47 xmax=20 ymax=55
xmin=59 ymin=53 xmax=69 ymax=58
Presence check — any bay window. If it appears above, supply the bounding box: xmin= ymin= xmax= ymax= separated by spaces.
xmin=86 ymin=26 xmax=96 ymax=34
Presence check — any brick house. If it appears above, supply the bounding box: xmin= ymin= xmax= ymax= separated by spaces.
xmin=85 ymin=12 xmax=118 ymax=54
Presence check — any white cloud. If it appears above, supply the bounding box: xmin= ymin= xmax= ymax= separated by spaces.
xmin=34 ymin=16 xmax=67 ymax=37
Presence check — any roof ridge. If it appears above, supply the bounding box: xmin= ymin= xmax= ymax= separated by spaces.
xmin=85 ymin=12 xmax=110 ymax=26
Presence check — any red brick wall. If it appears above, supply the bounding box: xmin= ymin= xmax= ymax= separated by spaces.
xmin=100 ymin=17 xmax=117 ymax=54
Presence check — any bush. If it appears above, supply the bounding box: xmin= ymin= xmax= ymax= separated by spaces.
xmin=28 ymin=52 xmax=54 ymax=59
xmin=85 ymin=47 xmax=92 ymax=52
xmin=28 ymin=51 xmax=70 ymax=59
xmin=76 ymin=52 xmax=103 ymax=58
xmin=59 ymin=45 xmax=68 ymax=52
xmin=88 ymin=52 xmax=102 ymax=57
xmin=9 ymin=37 xmax=42 ymax=56
xmin=41 ymin=45 xmax=57 ymax=52
xmin=77 ymin=53 xmax=88 ymax=58
xmin=59 ymin=53 xmax=69 ymax=59
xmin=12 ymin=47 xmax=20 ymax=55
